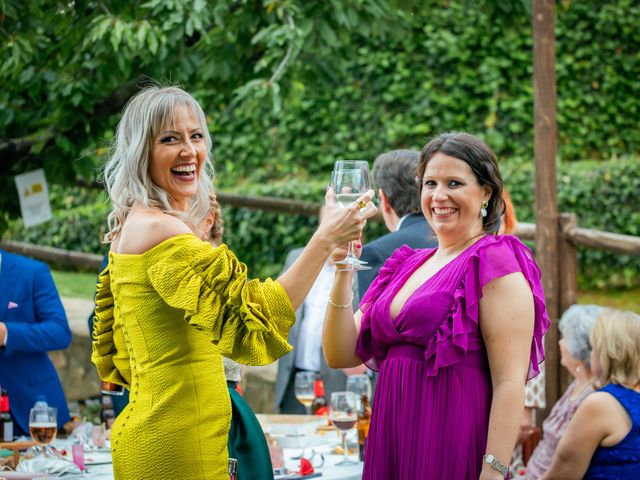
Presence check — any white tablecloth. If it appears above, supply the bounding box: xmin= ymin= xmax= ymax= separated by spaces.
xmin=78 ymin=452 xmax=362 ymax=480
xmin=42 ymin=439 xmax=363 ymax=480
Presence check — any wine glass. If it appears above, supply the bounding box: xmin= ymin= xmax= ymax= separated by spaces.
xmin=331 ymin=160 xmax=372 ymax=271
xmin=329 ymin=391 xmax=358 ymax=466
xmin=346 ymin=374 xmax=372 ymax=410
xmin=295 ymin=371 xmax=316 ymax=415
xmin=29 ymin=406 xmax=57 ymax=456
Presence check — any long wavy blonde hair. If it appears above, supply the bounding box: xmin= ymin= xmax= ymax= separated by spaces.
xmin=101 ymin=85 xmax=214 ymax=242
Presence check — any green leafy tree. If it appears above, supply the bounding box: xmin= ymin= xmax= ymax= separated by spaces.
xmin=0 ymin=0 xmax=415 ymax=229
xmin=2 ymin=0 xmax=639 ymax=238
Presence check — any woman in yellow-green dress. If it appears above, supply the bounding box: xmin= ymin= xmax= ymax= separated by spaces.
xmin=91 ymin=86 xmax=376 ymax=479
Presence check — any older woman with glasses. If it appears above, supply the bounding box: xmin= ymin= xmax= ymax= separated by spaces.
xmin=524 ymin=304 xmax=604 ymax=478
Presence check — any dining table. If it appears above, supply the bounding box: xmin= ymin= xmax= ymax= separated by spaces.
xmin=3 ymin=414 xmax=363 ymax=480
xmin=68 ymin=445 xmax=362 ymax=480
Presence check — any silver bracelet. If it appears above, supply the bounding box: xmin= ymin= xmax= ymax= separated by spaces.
xmin=482 ymin=454 xmax=508 ymax=478
xmin=328 ymin=293 xmax=353 ymax=309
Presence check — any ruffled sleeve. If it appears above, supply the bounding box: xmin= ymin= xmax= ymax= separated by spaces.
xmin=424 ymin=235 xmax=549 ymax=380
xmin=357 ymin=245 xmax=420 ymax=370
xmin=146 ymin=237 xmax=296 ymax=366
xmin=91 ymin=265 xmax=130 ymax=387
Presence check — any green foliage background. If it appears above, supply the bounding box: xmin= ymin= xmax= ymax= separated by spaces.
xmin=211 ymin=0 xmax=640 ymax=183
xmin=2 ymin=0 xmax=639 ymax=288
xmin=6 ymin=156 xmax=639 ymax=288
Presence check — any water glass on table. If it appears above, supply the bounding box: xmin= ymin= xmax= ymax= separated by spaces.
xmin=329 ymin=391 xmax=358 ymax=466
xmin=346 ymin=374 xmax=372 ymax=409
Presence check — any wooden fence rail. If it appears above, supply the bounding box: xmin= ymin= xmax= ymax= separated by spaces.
xmin=1 ymin=194 xmax=638 ymax=268
xmin=0 ymin=240 xmax=104 ymax=270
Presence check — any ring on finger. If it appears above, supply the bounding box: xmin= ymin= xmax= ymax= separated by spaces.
xmin=357 ymin=200 xmax=367 ymax=209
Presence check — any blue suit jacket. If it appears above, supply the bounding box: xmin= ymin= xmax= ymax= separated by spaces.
xmin=358 ymin=214 xmax=437 ymax=299
xmin=0 ymin=250 xmax=72 ymax=435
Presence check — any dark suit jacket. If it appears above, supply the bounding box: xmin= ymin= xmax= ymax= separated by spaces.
xmin=274 ymin=248 xmax=348 ymax=412
xmin=358 ymin=214 xmax=437 ymax=299
xmin=0 ymin=250 xmax=71 ymax=434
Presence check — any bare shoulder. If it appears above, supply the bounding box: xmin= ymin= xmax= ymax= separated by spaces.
xmin=482 ymin=271 xmax=529 ymax=296
xmin=571 ymin=391 xmax=617 ymax=431
xmin=116 ymin=206 xmax=193 ymax=254
xmin=571 ymin=391 xmax=623 ymax=443
xmin=576 ymin=391 xmax=612 ymax=416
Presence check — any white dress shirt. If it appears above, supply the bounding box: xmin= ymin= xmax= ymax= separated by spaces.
xmin=294 ymin=262 xmax=335 ymax=372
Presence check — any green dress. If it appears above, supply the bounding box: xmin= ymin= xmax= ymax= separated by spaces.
xmin=228 ymin=387 xmax=274 ymax=480
xmin=91 ymin=235 xmax=295 ymax=479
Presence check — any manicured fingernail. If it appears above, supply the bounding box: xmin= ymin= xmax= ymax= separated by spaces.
xmin=356 ymin=242 xmax=362 ymax=249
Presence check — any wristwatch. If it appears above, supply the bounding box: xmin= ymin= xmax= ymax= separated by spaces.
xmin=483 ymin=454 xmax=508 ymax=477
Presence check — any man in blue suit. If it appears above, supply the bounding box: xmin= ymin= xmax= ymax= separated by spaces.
xmin=358 ymin=149 xmax=438 ymax=299
xmin=0 ymin=250 xmax=72 ymax=436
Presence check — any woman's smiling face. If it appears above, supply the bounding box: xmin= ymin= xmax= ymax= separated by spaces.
xmin=149 ymin=106 xmax=207 ymax=210
xmin=420 ymin=152 xmax=491 ymax=241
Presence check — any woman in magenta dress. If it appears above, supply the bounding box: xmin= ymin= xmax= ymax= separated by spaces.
xmin=323 ymin=132 xmax=549 ymax=479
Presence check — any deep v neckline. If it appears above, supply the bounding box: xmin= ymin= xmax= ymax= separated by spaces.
xmin=388 ymin=237 xmax=487 ymax=322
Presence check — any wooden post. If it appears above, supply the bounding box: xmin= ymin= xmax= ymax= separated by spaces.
xmin=558 ymin=213 xmax=578 ymax=314
xmin=533 ymin=0 xmax=560 ymax=418
xmin=558 ymin=213 xmax=578 ymax=393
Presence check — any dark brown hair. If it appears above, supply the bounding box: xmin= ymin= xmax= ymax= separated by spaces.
xmin=372 ymin=149 xmax=422 ymax=217
xmin=417 ymin=132 xmax=505 ymax=234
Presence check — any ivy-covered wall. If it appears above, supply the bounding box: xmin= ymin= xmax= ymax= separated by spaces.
xmin=210 ymin=0 xmax=640 ymax=186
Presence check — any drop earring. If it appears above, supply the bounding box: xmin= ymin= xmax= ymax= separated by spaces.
xmin=481 ymin=200 xmax=488 ymax=218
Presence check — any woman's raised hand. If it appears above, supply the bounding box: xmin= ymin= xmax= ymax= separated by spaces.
xmin=318 ymin=188 xmax=377 ymax=249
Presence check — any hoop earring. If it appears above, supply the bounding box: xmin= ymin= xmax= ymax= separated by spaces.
xmin=481 ymin=200 xmax=488 ymax=218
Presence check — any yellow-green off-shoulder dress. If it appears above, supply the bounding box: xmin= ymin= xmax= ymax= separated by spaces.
xmin=91 ymin=235 xmax=296 ymax=479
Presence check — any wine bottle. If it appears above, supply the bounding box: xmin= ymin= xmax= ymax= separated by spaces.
xmin=311 ymin=377 xmax=328 ymax=415
xmin=0 ymin=388 xmax=13 ymax=442
xmin=357 ymin=394 xmax=371 ymax=461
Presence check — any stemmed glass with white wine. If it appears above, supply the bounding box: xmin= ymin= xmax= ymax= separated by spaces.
xmin=329 ymin=391 xmax=359 ymax=466
xmin=331 ymin=160 xmax=372 ymax=271
xmin=294 ymin=371 xmax=316 ymax=415
xmin=29 ymin=405 xmax=57 ymax=457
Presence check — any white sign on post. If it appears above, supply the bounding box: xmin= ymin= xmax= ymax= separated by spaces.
xmin=14 ymin=169 xmax=53 ymax=227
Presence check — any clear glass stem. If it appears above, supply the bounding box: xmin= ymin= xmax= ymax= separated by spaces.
xmin=341 ymin=431 xmax=349 ymax=464
xmin=305 ymin=405 xmax=313 ymax=416
xmin=346 ymin=241 xmax=356 ymax=262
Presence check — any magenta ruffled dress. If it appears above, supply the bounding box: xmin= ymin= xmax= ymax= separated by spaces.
xmin=356 ymin=235 xmax=549 ymax=479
